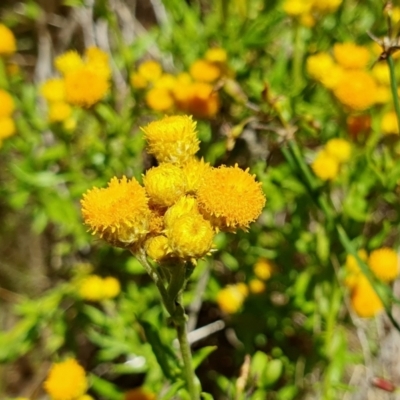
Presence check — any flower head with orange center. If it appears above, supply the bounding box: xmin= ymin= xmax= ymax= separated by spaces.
xmin=0 ymin=24 xmax=16 ymax=56
xmin=197 ymin=164 xmax=266 ymax=232
xmin=368 ymin=247 xmax=399 ymax=282
xmin=350 ymin=275 xmax=384 ymax=318
xmin=311 ymin=150 xmax=339 ymax=181
xmin=43 ymin=358 xmax=88 ymax=400
xmin=333 ymin=43 xmax=371 ymax=70
xmin=41 ymin=78 xmax=65 ymax=103
xmin=55 ymin=50 xmax=84 ymax=75
xmin=0 ymin=89 xmax=15 ymax=118
xmin=141 ymin=115 xmax=199 ymax=164
xmin=81 ymin=176 xmax=151 ymax=246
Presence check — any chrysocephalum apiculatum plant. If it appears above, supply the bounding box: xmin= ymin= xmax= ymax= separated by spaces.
xmin=80 ymin=114 xmax=266 ymax=398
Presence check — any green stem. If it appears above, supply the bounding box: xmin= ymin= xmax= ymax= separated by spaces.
xmin=387 ymin=54 xmax=400 ymax=132
xmin=0 ymin=58 xmax=9 ymax=90
xmin=292 ymin=22 xmax=304 ymax=93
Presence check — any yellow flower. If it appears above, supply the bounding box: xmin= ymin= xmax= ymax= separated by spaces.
xmin=372 ymin=63 xmax=390 ymax=86
xmin=164 ymin=195 xmax=199 ymax=229
xmin=185 ymin=82 xmax=221 ymax=119
xmin=154 ymin=73 xmax=177 ymax=90
xmin=381 ymin=111 xmax=399 ymax=135
xmin=189 ymin=59 xmax=221 ymax=82
xmin=77 ymin=396 xmax=94 ymax=400
xmin=41 ymin=78 xmax=65 ymax=103
xmin=85 ymin=46 xmax=111 ymax=79
xmin=0 ymin=89 xmax=15 ymax=118
xmin=325 ymin=138 xmax=351 ymax=163
xmin=205 ymin=48 xmax=227 ymax=64
xmin=197 ymin=165 xmax=265 ymax=232
xmin=181 ymin=157 xmax=212 ymax=194
xmin=43 ymin=359 xmax=88 ymax=400
xmin=320 ymin=64 xmax=344 ymax=89
xmin=55 ymin=50 xmax=84 ymax=75
xmin=0 ymin=117 xmax=16 ymax=140
xmin=333 ymin=43 xmax=371 ymax=70
xmin=130 ymin=72 xmax=148 ymax=89
xmin=0 ymin=24 xmax=16 ymax=56
xmin=254 ymin=258 xmax=275 ymax=280
xmin=176 ymin=72 xmax=192 ymax=85
xmin=124 ymin=387 xmax=156 ymax=400
xmin=249 ymin=279 xmax=266 ymax=294
xmin=138 ymin=60 xmax=163 ymax=82
xmin=166 ymin=213 xmax=215 ymax=261
xmin=350 ymin=275 xmax=383 ymax=318
xmin=345 ymin=249 xmax=368 ymax=275
xmin=79 ymin=275 xmax=104 ymax=301
xmin=81 ymin=176 xmax=151 ymax=246
xmin=141 ymin=115 xmax=199 ymax=164
xmin=145 ymin=87 xmax=174 ymax=111
xmin=312 ymin=0 xmax=342 ymax=13
xmin=333 ymin=70 xmax=377 ymax=110
xmin=217 ymin=283 xmax=248 ymax=314
xmin=144 ymin=164 xmax=187 ymax=208
xmin=283 ymin=0 xmax=313 ymax=16
xmin=145 ymin=235 xmax=170 ymax=262
xmin=48 ymin=102 xmax=72 ymax=123
xmin=306 ymin=52 xmax=335 ymax=82
xmin=65 ymin=66 xmax=109 ymax=107
xmin=311 ymin=150 xmax=339 ymax=181
xmin=368 ymin=247 xmax=399 ymax=282
xmin=103 ymin=276 xmax=121 ymax=299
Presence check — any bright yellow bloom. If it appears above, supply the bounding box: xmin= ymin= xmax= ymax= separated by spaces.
xmin=164 ymin=196 xmax=199 ymax=229
xmin=138 ymin=60 xmax=163 ymax=82
xmin=77 ymin=396 xmax=94 ymax=400
xmin=154 ymin=73 xmax=177 ymax=90
xmin=333 ymin=70 xmax=377 ymax=111
xmin=333 ymin=43 xmax=371 ymax=70
xmin=325 ymin=138 xmax=351 ymax=163
xmin=141 ymin=115 xmax=200 ymax=164
xmin=85 ymin=47 xmax=111 ymax=79
xmin=217 ymin=283 xmax=248 ymax=314
xmin=381 ymin=111 xmax=399 ymax=135
xmin=145 ymin=235 xmax=170 ymax=262
xmin=320 ymin=64 xmax=344 ymax=89
xmin=41 ymin=78 xmax=66 ymax=103
xmin=43 ymin=359 xmax=88 ymax=400
xmin=182 ymin=157 xmax=212 ymax=194
xmin=375 ymin=86 xmax=391 ymax=104
xmin=143 ymin=164 xmax=187 ymax=208
xmin=306 ymin=52 xmax=335 ymax=82
xmin=350 ymin=275 xmax=384 ymax=318
xmin=176 ymin=72 xmax=192 ymax=85
xmin=130 ymin=72 xmax=148 ymax=89
xmin=283 ymin=0 xmax=312 ymax=16
xmin=79 ymin=275 xmax=104 ymax=301
xmin=368 ymin=247 xmax=399 ymax=282
xmin=254 ymin=258 xmax=275 ymax=280
xmin=81 ymin=176 xmax=151 ymax=246
xmin=0 ymin=24 xmax=16 ymax=56
xmin=249 ymin=279 xmax=266 ymax=294
xmin=0 ymin=117 xmax=16 ymax=140
xmin=197 ymin=164 xmax=266 ymax=232
xmin=372 ymin=63 xmax=390 ymax=86
xmin=65 ymin=66 xmax=109 ymax=107
xmin=145 ymin=87 xmax=174 ymax=111
xmin=205 ymin=48 xmax=227 ymax=64
xmin=103 ymin=277 xmax=121 ymax=299
xmin=189 ymin=59 xmax=221 ymax=82
xmin=345 ymin=249 xmax=368 ymax=275
xmin=311 ymin=150 xmax=339 ymax=181
xmin=312 ymin=0 xmax=342 ymax=13
xmin=55 ymin=50 xmax=84 ymax=75
xmin=124 ymin=387 xmax=156 ymax=400
xmin=166 ymin=213 xmax=215 ymax=261
xmin=48 ymin=102 xmax=72 ymax=123
xmin=0 ymin=89 xmax=15 ymax=118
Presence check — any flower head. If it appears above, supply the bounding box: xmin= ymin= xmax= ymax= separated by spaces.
xmin=217 ymin=283 xmax=248 ymax=314
xmin=164 ymin=196 xmax=199 ymax=229
xmin=48 ymin=102 xmax=72 ymax=123
xmin=325 ymin=138 xmax=351 ymax=163
xmin=142 ymin=115 xmax=199 ymax=164
xmin=55 ymin=50 xmax=84 ymax=75
xmin=306 ymin=52 xmax=335 ymax=82
xmin=197 ymin=164 xmax=266 ymax=232
xmin=190 ymin=59 xmax=221 ymax=82
xmin=381 ymin=111 xmax=399 ymax=135
xmin=138 ymin=60 xmax=163 ymax=82
xmin=79 ymin=275 xmax=104 ymax=301
xmin=81 ymin=176 xmax=151 ymax=246
xmin=0 ymin=117 xmax=16 ymax=141
xmin=249 ymin=279 xmax=266 ymax=294
xmin=205 ymin=48 xmax=227 ymax=64
xmin=350 ymin=275 xmax=384 ymax=318
xmin=145 ymin=87 xmax=174 ymax=111
xmin=182 ymin=157 xmax=212 ymax=194
xmin=85 ymin=46 xmax=111 ymax=79
xmin=0 ymin=24 xmax=16 ymax=56
xmin=311 ymin=150 xmax=339 ymax=181
xmin=103 ymin=276 xmax=121 ymax=299
xmin=0 ymin=89 xmax=15 ymax=118
xmin=145 ymin=235 xmax=171 ymax=262
xmin=43 ymin=358 xmax=88 ymax=400
xmin=254 ymin=258 xmax=275 ymax=280
xmin=333 ymin=43 xmax=371 ymax=70
xmin=368 ymin=247 xmax=399 ymax=282
xmin=41 ymin=78 xmax=65 ymax=103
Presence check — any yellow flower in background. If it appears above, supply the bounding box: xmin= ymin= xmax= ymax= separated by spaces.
xmin=325 ymin=138 xmax=351 ymax=163
xmin=197 ymin=164 xmax=266 ymax=232
xmin=0 ymin=89 xmax=15 ymax=118
xmin=65 ymin=66 xmax=109 ymax=107
xmin=145 ymin=235 xmax=170 ymax=262
xmin=190 ymin=59 xmax=221 ymax=82
xmin=333 ymin=70 xmax=377 ymax=110
xmin=85 ymin=46 xmax=111 ymax=79
xmin=372 ymin=62 xmax=390 ymax=86
xmin=184 ymin=81 xmax=220 ymax=119
xmin=345 ymin=249 xmax=368 ymax=275
xmin=141 ymin=115 xmax=199 ymax=164
xmin=41 ymin=78 xmax=65 ymax=103
xmin=0 ymin=24 xmax=16 ymax=56
xmin=77 ymin=396 xmax=94 ymax=400
xmin=154 ymin=73 xmax=177 ymax=90
xmin=381 ymin=111 xmax=399 ymax=135
xmin=43 ymin=358 xmax=88 ymax=400
xmin=130 ymin=72 xmax=148 ymax=89
xmin=166 ymin=213 xmax=215 ymax=261
xmin=0 ymin=117 xmax=16 ymax=140
xmin=249 ymin=279 xmax=266 ymax=294
xmin=79 ymin=275 xmax=104 ymax=301
xmin=283 ymin=0 xmax=313 ymax=16
xmin=312 ymin=0 xmax=342 ymax=13
xmin=320 ymin=64 xmax=343 ymax=89
xmin=138 ymin=60 xmax=163 ymax=82
xmin=144 ymin=164 xmax=187 ymax=208
xmin=368 ymin=247 xmax=399 ymax=282
xmin=350 ymin=275 xmax=383 ymax=318
xmin=103 ymin=276 xmax=121 ymax=299
xmin=48 ymin=102 xmax=72 ymax=123
xmin=254 ymin=258 xmax=274 ymax=280
xmin=181 ymin=157 xmax=212 ymax=194
xmin=55 ymin=50 xmax=84 ymax=75
xmin=311 ymin=150 xmax=339 ymax=181
xmin=176 ymin=72 xmax=192 ymax=85
xmin=124 ymin=387 xmax=156 ymax=400
xmin=217 ymin=283 xmax=249 ymax=314
xmin=145 ymin=87 xmax=174 ymax=111
xmin=306 ymin=52 xmax=335 ymax=82
xmin=333 ymin=43 xmax=371 ymax=70
xmin=81 ymin=176 xmax=151 ymax=246
xmin=205 ymin=48 xmax=227 ymax=64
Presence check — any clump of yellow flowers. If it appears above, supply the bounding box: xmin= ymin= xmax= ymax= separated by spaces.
xmin=81 ymin=114 xmax=266 ymax=265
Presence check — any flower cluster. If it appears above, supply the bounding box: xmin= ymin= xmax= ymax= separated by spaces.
xmin=130 ymin=48 xmax=230 ymax=118
xmin=41 ymin=47 xmax=111 ymax=125
xmin=0 ymin=89 xmax=16 ymax=146
xmin=79 ymin=275 xmax=121 ymax=301
xmin=344 ymin=247 xmax=399 ymax=318
xmin=81 ymin=115 xmax=266 ymax=264
xmin=311 ymin=138 xmax=351 ymax=181
xmin=43 ymin=358 xmax=93 ymax=400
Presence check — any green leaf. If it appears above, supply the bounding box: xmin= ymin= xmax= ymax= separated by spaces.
xmin=192 ymin=346 xmax=217 ymax=369
xmin=89 ymin=374 xmax=124 ymax=400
